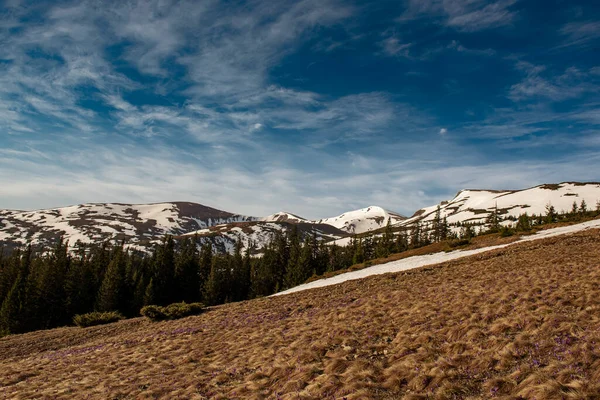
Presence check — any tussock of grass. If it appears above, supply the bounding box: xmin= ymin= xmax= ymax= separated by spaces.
xmin=73 ymin=311 xmax=125 ymax=328
xmin=140 ymin=302 xmax=205 ymax=321
xmin=2 ymin=229 xmax=600 ymax=399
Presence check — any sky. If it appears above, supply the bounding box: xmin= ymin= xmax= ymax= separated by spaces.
xmin=0 ymin=0 xmax=599 ymax=218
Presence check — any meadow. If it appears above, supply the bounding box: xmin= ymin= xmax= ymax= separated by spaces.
xmin=1 ymin=228 xmax=600 ymax=399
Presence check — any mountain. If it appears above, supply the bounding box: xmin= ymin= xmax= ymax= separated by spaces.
xmin=2 ymin=182 xmax=600 ymax=254
xmin=0 ymin=203 xmax=406 ymax=254
xmin=0 ymin=202 xmax=255 ymax=252
xmin=315 ymin=206 xmax=406 ymax=234
xmin=180 ymin=220 xmax=348 ymax=254
xmin=402 ymin=182 xmax=600 ymax=228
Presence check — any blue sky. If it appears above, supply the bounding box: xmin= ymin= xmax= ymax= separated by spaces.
xmin=1 ymin=0 xmax=599 ymax=218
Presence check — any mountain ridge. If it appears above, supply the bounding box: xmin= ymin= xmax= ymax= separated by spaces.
xmin=2 ymin=181 xmax=600 ymax=254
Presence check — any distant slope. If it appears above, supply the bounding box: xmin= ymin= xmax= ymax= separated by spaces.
xmin=181 ymin=220 xmax=348 ymax=254
xmin=2 ymin=182 xmax=599 ymax=254
xmin=0 ymin=202 xmax=256 ymax=251
xmin=403 ymin=182 xmax=600 ymax=227
xmin=315 ymin=206 xmax=406 ymax=234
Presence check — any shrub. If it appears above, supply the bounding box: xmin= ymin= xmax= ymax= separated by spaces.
xmin=73 ymin=311 xmax=125 ymax=328
xmin=448 ymin=238 xmax=471 ymax=248
xmin=140 ymin=302 xmax=205 ymax=322
xmin=499 ymin=227 xmax=514 ymax=237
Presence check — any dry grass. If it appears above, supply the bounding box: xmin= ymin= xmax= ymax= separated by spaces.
xmin=2 ymin=229 xmax=600 ymax=399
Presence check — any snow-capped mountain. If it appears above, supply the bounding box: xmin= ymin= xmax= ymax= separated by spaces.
xmin=261 ymin=207 xmax=406 ymax=234
xmin=2 ymin=182 xmax=599 ymax=254
xmin=0 ymin=202 xmax=256 ymax=251
xmin=180 ymin=220 xmax=347 ymax=255
xmin=402 ymin=182 xmax=600 ymax=228
xmin=259 ymin=212 xmax=309 ymax=224
xmin=315 ymin=206 xmax=406 ymax=234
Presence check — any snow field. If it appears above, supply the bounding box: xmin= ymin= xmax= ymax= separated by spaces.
xmin=274 ymin=218 xmax=600 ymax=296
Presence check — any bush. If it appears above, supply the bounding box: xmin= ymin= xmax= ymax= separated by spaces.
xmin=73 ymin=311 xmax=125 ymax=328
xmin=499 ymin=227 xmax=514 ymax=237
xmin=140 ymin=302 xmax=205 ymax=322
xmin=448 ymin=238 xmax=471 ymax=248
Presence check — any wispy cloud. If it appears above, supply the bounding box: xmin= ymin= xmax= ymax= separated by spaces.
xmin=399 ymin=0 xmax=519 ymax=31
xmin=509 ymin=62 xmax=599 ymax=102
xmin=558 ymin=20 xmax=600 ymax=49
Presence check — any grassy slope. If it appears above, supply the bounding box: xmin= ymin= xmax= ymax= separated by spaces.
xmin=2 ymin=229 xmax=600 ymax=399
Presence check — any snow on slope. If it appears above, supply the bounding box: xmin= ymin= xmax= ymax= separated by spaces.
xmin=275 ymin=218 xmax=600 ymax=296
xmin=316 ymin=206 xmax=406 ymax=234
xmin=0 ymin=202 xmax=256 ymax=250
xmin=182 ymin=220 xmax=348 ymax=255
xmin=403 ymin=182 xmax=600 ymax=228
xmin=260 ymin=212 xmax=309 ymax=224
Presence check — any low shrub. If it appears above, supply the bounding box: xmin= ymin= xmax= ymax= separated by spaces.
xmin=499 ymin=227 xmax=514 ymax=237
xmin=448 ymin=238 xmax=471 ymax=248
xmin=140 ymin=302 xmax=205 ymax=321
xmin=73 ymin=311 xmax=125 ymax=328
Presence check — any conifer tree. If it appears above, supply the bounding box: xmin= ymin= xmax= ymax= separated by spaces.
xmin=37 ymin=238 xmax=70 ymax=329
xmin=0 ymin=246 xmax=31 ymax=335
xmin=545 ymin=203 xmax=557 ymax=224
xmin=174 ymin=237 xmax=199 ymax=303
xmin=410 ymin=222 xmax=421 ymax=248
xmin=352 ymin=237 xmax=364 ymax=264
xmin=204 ymin=256 xmax=229 ymax=305
xmin=198 ymin=242 xmax=212 ymax=299
xmin=96 ymin=247 xmax=126 ymax=312
xmin=580 ymin=199 xmax=587 ymax=215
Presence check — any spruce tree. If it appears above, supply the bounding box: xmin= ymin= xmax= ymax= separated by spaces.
xmin=96 ymin=247 xmax=126 ymax=312
xmin=0 ymin=246 xmax=31 ymax=335
xmin=545 ymin=203 xmax=557 ymax=224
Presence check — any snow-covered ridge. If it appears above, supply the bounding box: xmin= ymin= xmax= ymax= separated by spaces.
xmin=0 ymin=202 xmax=256 ymax=250
xmin=316 ymin=206 xmax=406 ymax=234
xmin=403 ymin=182 xmax=600 ymax=227
xmin=2 ymin=182 xmax=599 ymax=254
xmin=260 ymin=212 xmax=309 ymax=224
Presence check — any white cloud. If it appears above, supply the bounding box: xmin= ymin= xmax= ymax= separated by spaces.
xmin=400 ymin=0 xmax=519 ymax=32
xmin=509 ymin=63 xmax=598 ymax=102
xmin=439 ymin=128 xmax=448 ymax=135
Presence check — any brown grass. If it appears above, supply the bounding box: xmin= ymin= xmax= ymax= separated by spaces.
xmin=2 ymin=229 xmax=600 ymax=399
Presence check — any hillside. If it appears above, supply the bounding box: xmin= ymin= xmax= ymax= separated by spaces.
xmin=2 ymin=224 xmax=600 ymax=399
xmin=403 ymin=182 xmax=600 ymax=228
xmin=0 ymin=202 xmax=256 ymax=252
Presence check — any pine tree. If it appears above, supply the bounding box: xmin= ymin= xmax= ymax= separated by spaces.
xmin=516 ymin=213 xmax=531 ymax=232
xmin=152 ymin=236 xmax=175 ymax=306
xmin=204 ymin=256 xmax=229 ymax=305
xmin=486 ymin=204 xmax=500 ymax=233
xmin=440 ymin=217 xmax=449 ymax=241
xmin=410 ymin=222 xmax=421 ymax=248
xmin=545 ymin=203 xmax=557 ymax=224
xmin=174 ymin=237 xmax=199 ymax=303
xmin=580 ymin=199 xmax=587 ymax=215
xmin=376 ymin=220 xmax=394 ymax=258
xmin=285 ymin=226 xmax=301 ymax=288
xmin=432 ymin=206 xmax=442 ymax=242
xmin=571 ymin=201 xmax=578 ymax=216
xmin=37 ymin=238 xmax=71 ymax=329
xmin=352 ymin=237 xmax=364 ymax=264
xmin=96 ymin=247 xmax=126 ymax=312
xmin=230 ymin=239 xmax=249 ymax=302
xmin=198 ymin=242 xmax=212 ymax=299
xmin=144 ymin=278 xmax=156 ymax=306
xmin=0 ymin=246 xmax=31 ymax=335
